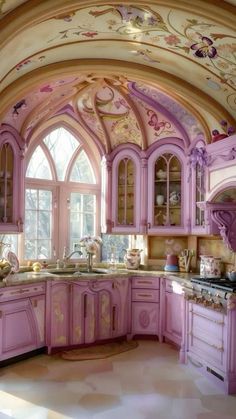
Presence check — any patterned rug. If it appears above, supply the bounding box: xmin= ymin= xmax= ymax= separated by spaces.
xmin=61 ymin=340 xmax=138 ymax=361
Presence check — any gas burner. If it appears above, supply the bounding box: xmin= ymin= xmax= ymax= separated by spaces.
xmin=191 ymin=276 xmax=236 ymax=292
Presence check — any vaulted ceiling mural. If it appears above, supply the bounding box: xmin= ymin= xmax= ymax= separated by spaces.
xmin=0 ymin=0 xmax=235 ymax=152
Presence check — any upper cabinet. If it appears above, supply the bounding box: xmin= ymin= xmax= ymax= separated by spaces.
xmin=147 ymin=145 xmax=189 ymax=234
xmin=0 ymin=125 xmax=25 ymax=232
xmin=111 ymin=147 xmax=141 ymax=233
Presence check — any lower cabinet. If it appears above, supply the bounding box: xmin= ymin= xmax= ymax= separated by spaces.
xmin=185 ymin=300 xmax=236 ymax=394
xmin=47 ymin=278 xmax=129 ymax=352
xmin=0 ymin=283 xmax=46 ymax=361
xmin=131 ymin=277 xmax=160 ymax=339
xmin=161 ymin=278 xmax=184 ymax=347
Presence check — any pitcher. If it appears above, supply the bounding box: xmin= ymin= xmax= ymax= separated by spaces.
xmin=124 ymin=249 xmax=142 ymax=270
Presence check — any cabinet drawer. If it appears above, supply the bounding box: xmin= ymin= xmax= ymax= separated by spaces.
xmin=132 ymin=289 xmax=159 ymax=302
xmin=0 ymin=283 xmax=46 ymax=302
xmin=132 ymin=277 xmax=159 ymax=289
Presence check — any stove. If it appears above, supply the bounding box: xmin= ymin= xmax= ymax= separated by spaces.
xmin=191 ymin=276 xmax=236 ymax=292
xmin=183 ymin=276 xmax=236 ymax=312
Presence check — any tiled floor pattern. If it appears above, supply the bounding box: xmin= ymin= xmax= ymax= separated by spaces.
xmin=0 ymin=340 xmax=236 ymax=418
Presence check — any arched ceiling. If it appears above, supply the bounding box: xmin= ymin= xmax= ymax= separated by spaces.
xmin=0 ymin=0 xmax=235 ymax=153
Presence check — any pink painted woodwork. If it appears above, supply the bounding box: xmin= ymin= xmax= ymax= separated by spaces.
xmin=110 ymin=146 xmax=141 ymax=233
xmin=147 ymin=145 xmax=189 ymax=233
xmin=161 ymin=278 xmax=183 ymax=348
xmin=0 ymin=125 xmax=25 ymax=232
xmin=131 ymin=276 xmax=160 ymax=339
xmin=47 ymin=277 xmax=129 ymax=352
xmin=185 ymin=300 xmax=236 ymax=394
xmin=0 ymin=283 xmax=46 ymax=361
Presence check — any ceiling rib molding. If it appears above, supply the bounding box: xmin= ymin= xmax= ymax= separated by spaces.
xmin=0 ymin=59 xmax=234 ymax=131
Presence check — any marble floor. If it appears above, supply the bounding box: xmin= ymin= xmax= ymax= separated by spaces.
xmin=0 ymin=340 xmax=236 ymax=419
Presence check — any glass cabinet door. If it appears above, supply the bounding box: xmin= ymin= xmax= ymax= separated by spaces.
xmin=117 ymin=158 xmax=135 ymax=226
xmin=0 ymin=143 xmax=14 ymax=224
xmin=154 ymin=153 xmax=181 ymax=226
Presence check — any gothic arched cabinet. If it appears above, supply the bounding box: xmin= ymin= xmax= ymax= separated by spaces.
xmin=111 ymin=147 xmax=141 ymax=234
xmin=147 ymin=144 xmax=189 ymax=234
xmin=0 ymin=125 xmax=25 ymax=232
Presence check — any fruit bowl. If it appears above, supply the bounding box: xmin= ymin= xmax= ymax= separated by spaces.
xmin=0 ymin=259 xmax=12 ymax=280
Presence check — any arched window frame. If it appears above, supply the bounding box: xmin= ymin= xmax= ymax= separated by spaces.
xmin=22 ymin=122 xmax=101 ymax=263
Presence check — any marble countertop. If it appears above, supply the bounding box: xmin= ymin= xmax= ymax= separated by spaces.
xmin=0 ymin=269 xmax=195 ymax=288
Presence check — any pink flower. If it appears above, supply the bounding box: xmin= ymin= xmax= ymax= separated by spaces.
xmin=164 ymin=34 xmax=180 ymax=46
xmin=82 ymin=32 xmax=98 ymax=38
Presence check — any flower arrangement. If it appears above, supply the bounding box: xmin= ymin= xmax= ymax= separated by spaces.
xmin=79 ymin=235 xmax=102 ymax=254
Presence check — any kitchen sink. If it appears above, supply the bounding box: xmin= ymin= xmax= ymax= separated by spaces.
xmin=46 ymin=268 xmax=109 ymax=276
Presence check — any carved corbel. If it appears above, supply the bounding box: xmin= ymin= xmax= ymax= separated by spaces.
xmin=209 ymin=205 xmax=236 ymax=252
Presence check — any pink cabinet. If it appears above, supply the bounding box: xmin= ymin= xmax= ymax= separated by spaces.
xmin=131 ymin=276 xmax=160 ymax=339
xmin=110 ymin=147 xmax=141 ymax=233
xmin=147 ymin=145 xmax=189 ymax=234
xmin=0 ymin=125 xmax=25 ymax=232
xmin=0 ymin=283 xmax=46 ymax=361
xmin=185 ymin=299 xmax=236 ymax=394
xmin=47 ymin=277 xmax=129 ymax=352
xmin=96 ymin=278 xmax=129 ymax=340
xmin=160 ymin=278 xmax=184 ymax=348
xmin=47 ymin=280 xmax=96 ymax=352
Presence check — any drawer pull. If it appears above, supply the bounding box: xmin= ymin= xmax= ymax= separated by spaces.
xmin=10 ymin=288 xmax=30 ymax=295
xmin=137 ymin=293 xmax=152 ymax=298
xmin=189 ymin=332 xmax=224 ymax=352
xmin=189 ymin=310 xmax=224 ymax=325
xmin=0 ymin=311 xmax=2 ymax=319
xmin=112 ymin=306 xmax=116 ymax=331
xmin=84 ymin=294 xmax=87 ymax=318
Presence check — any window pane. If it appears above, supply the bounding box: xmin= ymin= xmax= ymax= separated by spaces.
xmin=0 ymin=234 xmax=18 ymax=257
xmin=37 ymin=240 xmax=51 ymax=259
xmin=69 ymin=192 xmax=96 ymax=252
xmin=25 ymin=210 xmax=37 ymax=238
xmin=43 ymin=127 xmax=79 ymax=181
xmin=39 ymin=190 xmax=52 ymax=210
xmin=38 ymin=211 xmax=51 ymax=239
xmin=24 ymin=188 xmax=52 ymax=260
xmin=101 ymin=234 xmax=130 ymax=263
xmin=25 ymin=240 xmax=37 ymax=260
xmin=26 ymin=146 xmax=52 ymax=179
xmin=70 ymin=150 xmax=95 ymax=184
xmin=25 ymin=189 xmax=37 ymax=210
xmin=84 ymin=213 xmax=94 ymax=235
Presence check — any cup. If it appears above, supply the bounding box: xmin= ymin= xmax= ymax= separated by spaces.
xmin=156 ymin=195 xmax=164 ymax=205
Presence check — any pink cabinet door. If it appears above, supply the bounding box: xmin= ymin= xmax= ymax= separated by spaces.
xmin=97 ymin=284 xmax=112 ymax=341
xmin=0 ymin=126 xmax=25 ymax=232
xmin=164 ymin=291 xmax=183 ymax=346
xmin=0 ymin=299 xmax=38 ymax=361
xmin=49 ymin=282 xmax=70 ymax=348
xmin=96 ymin=278 xmax=129 ymax=340
xmin=30 ymin=294 xmax=45 ymax=347
xmin=111 ymin=148 xmax=141 ymax=233
xmin=112 ymin=278 xmax=129 ymax=338
xmin=187 ymin=303 xmax=227 ymax=372
xmin=132 ymin=302 xmax=159 ymax=336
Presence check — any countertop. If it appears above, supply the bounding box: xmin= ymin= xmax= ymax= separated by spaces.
xmin=0 ymin=269 xmax=194 ymax=288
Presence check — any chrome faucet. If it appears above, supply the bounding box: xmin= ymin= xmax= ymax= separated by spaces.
xmin=63 ymin=246 xmax=83 ymax=267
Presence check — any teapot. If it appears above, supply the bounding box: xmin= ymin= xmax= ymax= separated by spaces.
xmin=169 ymin=191 xmax=181 ymax=206
xmin=124 ymin=249 xmax=142 ymax=270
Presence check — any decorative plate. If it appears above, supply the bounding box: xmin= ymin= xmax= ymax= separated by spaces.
xmin=5 ymin=250 xmax=19 ymax=273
